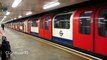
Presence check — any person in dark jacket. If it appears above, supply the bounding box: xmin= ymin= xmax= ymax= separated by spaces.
xmin=1 ymin=24 xmax=5 ymax=30
xmin=0 ymin=36 xmax=11 ymax=60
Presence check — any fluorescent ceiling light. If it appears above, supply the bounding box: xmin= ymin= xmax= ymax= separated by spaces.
xmin=4 ymin=16 xmax=7 ymax=18
xmin=6 ymin=11 xmax=10 ymax=15
xmin=0 ymin=16 xmax=7 ymax=23
xmin=26 ymin=11 xmax=32 ymax=15
xmin=12 ymin=0 xmax=22 ymax=8
xmin=14 ymin=18 xmax=16 ymax=19
xmin=43 ymin=1 xmax=60 ymax=9
xmin=18 ymin=15 xmax=22 ymax=18
xmin=11 ymin=19 xmax=13 ymax=20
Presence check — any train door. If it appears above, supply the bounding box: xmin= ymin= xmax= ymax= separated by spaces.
xmin=15 ymin=23 xmax=17 ymax=29
xmin=24 ymin=20 xmax=28 ymax=32
xmin=27 ymin=20 xmax=31 ymax=34
xmin=14 ymin=23 xmax=16 ymax=29
xmin=39 ymin=17 xmax=45 ymax=37
xmin=39 ymin=15 xmax=52 ymax=39
xmin=95 ymin=6 xmax=107 ymax=56
xmin=10 ymin=23 xmax=12 ymax=28
xmin=17 ymin=22 xmax=19 ymax=30
xmin=73 ymin=7 xmax=97 ymax=51
xmin=12 ymin=23 xmax=14 ymax=29
xmin=16 ymin=23 xmax=17 ymax=30
xmin=22 ymin=21 xmax=24 ymax=32
xmin=12 ymin=23 xmax=13 ymax=29
xmin=16 ymin=22 xmax=19 ymax=31
xmin=44 ymin=15 xmax=52 ymax=40
xmin=20 ymin=22 xmax=22 ymax=31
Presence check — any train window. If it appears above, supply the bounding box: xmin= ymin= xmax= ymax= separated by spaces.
xmin=79 ymin=11 xmax=92 ymax=34
xmin=98 ymin=9 xmax=107 ymax=37
xmin=40 ymin=18 xmax=44 ymax=29
xmin=45 ymin=16 xmax=50 ymax=30
xmin=20 ymin=22 xmax=22 ymax=26
xmin=32 ymin=18 xmax=38 ymax=27
xmin=54 ymin=14 xmax=71 ymax=29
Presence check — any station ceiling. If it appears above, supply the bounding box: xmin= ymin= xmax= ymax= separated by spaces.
xmin=0 ymin=0 xmax=87 ymax=23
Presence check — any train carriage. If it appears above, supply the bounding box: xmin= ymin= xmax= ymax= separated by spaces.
xmin=31 ymin=18 xmax=39 ymax=36
xmin=95 ymin=6 xmax=107 ymax=56
xmin=73 ymin=5 xmax=107 ymax=56
xmin=23 ymin=20 xmax=28 ymax=33
xmin=21 ymin=20 xmax=24 ymax=32
xmin=23 ymin=19 xmax=31 ymax=33
xmin=14 ymin=23 xmax=16 ymax=30
xmin=16 ymin=22 xmax=20 ymax=31
xmin=73 ymin=7 xmax=97 ymax=51
xmin=5 ymin=4 xmax=107 ymax=57
xmin=11 ymin=23 xmax=14 ymax=29
xmin=13 ymin=23 xmax=16 ymax=29
xmin=52 ymin=12 xmax=75 ymax=45
xmin=19 ymin=21 xmax=23 ymax=32
xmin=27 ymin=19 xmax=31 ymax=34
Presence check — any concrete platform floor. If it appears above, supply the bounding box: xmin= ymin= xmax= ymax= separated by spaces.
xmin=0 ymin=28 xmax=98 ymax=60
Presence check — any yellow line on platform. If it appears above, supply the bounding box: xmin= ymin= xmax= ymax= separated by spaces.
xmin=36 ymin=39 xmax=93 ymax=60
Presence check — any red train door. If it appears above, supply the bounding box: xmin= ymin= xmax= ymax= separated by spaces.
xmin=39 ymin=15 xmax=52 ymax=40
xmin=39 ymin=17 xmax=45 ymax=37
xmin=95 ymin=6 xmax=107 ymax=56
xmin=44 ymin=15 xmax=52 ymax=40
xmin=27 ymin=20 xmax=31 ymax=33
xmin=22 ymin=22 xmax=24 ymax=32
xmin=17 ymin=22 xmax=20 ymax=31
xmin=73 ymin=7 xmax=97 ymax=51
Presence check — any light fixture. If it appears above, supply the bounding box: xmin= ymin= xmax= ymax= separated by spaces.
xmin=0 ymin=16 xmax=7 ymax=23
xmin=6 ymin=11 xmax=10 ymax=15
xmin=14 ymin=18 xmax=16 ymax=19
xmin=12 ymin=0 xmax=22 ymax=8
xmin=43 ymin=1 xmax=60 ymax=9
xmin=4 ymin=16 xmax=7 ymax=18
xmin=11 ymin=19 xmax=13 ymax=20
xmin=26 ymin=11 xmax=32 ymax=15
xmin=18 ymin=15 xmax=22 ymax=18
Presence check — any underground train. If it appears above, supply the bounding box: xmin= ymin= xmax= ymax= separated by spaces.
xmin=6 ymin=5 xmax=107 ymax=57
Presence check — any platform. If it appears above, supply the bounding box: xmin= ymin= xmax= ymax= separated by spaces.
xmin=0 ymin=28 xmax=102 ymax=60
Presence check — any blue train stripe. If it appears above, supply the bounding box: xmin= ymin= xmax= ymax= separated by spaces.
xmin=20 ymin=29 xmax=22 ymax=32
xmin=31 ymin=32 xmax=38 ymax=36
xmin=52 ymin=36 xmax=73 ymax=45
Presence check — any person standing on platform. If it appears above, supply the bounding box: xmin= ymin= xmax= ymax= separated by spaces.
xmin=1 ymin=24 xmax=5 ymax=31
xmin=0 ymin=36 xmax=12 ymax=60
